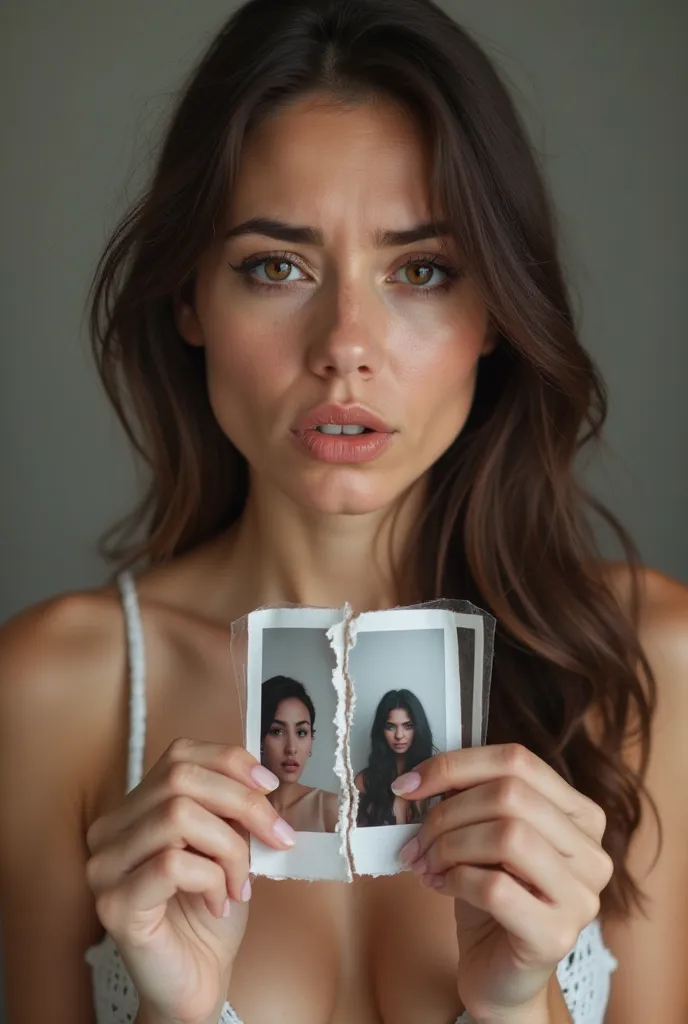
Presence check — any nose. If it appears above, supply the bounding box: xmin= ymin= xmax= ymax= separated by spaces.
xmin=285 ymin=735 xmax=297 ymax=755
xmin=306 ymin=278 xmax=385 ymax=382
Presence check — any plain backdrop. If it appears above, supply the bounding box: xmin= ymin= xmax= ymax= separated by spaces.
xmin=1 ymin=0 xmax=686 ymax=1018
xmin=261 ymin=626 xmax=339 ymax=793
xmin=348 ymin=628 xmax=449 ymax=776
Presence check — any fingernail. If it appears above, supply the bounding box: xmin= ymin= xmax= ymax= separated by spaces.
xmin=221 ymin=898 xmax=232 ymax=917
xmin=241 ymin=879 xmax=252 ymax=902
xmin=399 ymin=836 xmax=421 ymax=866
xmin=392 ymin=771 xmax=421 ymax=795
xmin=273 ymin=817 xmax=296 ymax=846
xmin=251 ymin=765 xmax=280 ymax=792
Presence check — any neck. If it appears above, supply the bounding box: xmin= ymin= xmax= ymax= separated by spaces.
xmin=268 ymin=780 xmax=307 ymax=815
xmin=222 ymin=473 xmax=427 ymax=612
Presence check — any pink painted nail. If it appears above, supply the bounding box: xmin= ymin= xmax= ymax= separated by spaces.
xmin=399 ymin=836 xmax=421 ymax=866
xmin=250 ymin=765 xmax=279 ymax=792
xmin=273 ymin=817 xmax=297 ymax=846
xmin=391 ymin=771 xmax=421 ymax=795
xmin=411 ymin=857 xmax=428 ymax=876
xmin=221 ymin=898 xmax=232 ymax=917
xmin=241 ymin=878 xmax=252 ymax=902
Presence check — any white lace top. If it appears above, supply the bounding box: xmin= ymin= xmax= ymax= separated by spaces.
xmin=84 ymin=573 xmax=618 ymax=1024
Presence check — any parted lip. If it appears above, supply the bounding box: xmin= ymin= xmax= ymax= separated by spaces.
xmin=292 ymin=402 xmax=393 ymax=434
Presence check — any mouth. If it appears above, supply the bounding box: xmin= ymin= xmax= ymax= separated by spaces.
xmin=281 ymin=760 xmax=300 ymax=772
xmin=291 ymin=402 xmax=394 ymax=464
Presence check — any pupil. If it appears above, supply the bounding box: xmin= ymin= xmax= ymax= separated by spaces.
xmin=267 ymin=260 xmax=290 ymax=280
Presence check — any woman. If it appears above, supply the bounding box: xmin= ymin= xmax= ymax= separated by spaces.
xmin=260 ymin=675 xmax=338 ymax=833
xmin=0 ymin=0 xmax=686 ymax=1022
xmin=356 ymin=689 xmax=436 ymax=826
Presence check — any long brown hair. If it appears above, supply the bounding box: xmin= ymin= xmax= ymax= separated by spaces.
xmin=88 ymin=0 xmax=656 ymax=916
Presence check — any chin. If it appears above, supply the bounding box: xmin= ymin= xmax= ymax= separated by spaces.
xmin=287 ymin=465 xmax=417 ymax=517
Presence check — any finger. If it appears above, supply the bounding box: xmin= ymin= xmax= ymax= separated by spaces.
xmin=88 ymin=762 xmax=293 ymax=855
xmin=391 ymin=744 xmax=606 ymax=842
xmin=420 ymin=819 xmax=573 ymax=905
xmin=95 ymin=848 xmax=230 ymax=934
xmin=438 ymin=864 xmax=587 ymax=966
xmin=406 ymin=778 xmax=613 ymax=891
xmin=87 ymin=797 xmax=250 ymax=904
xmin=87 ymin=740 xmax=279 ymax=852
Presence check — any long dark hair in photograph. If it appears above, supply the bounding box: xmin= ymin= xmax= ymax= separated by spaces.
xmin=357 ymin=689 xmax=435 ymax=826
xmin=89 ymin=0 xmax=657 ymax=914
xmin=260 ymin=675 xmax=316 ymax=743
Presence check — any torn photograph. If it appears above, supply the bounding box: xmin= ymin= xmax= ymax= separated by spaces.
xmin=348 ymin=608 xmax=462 ymax=876
xmin=245 ymin=606 xmax=350 ymax=881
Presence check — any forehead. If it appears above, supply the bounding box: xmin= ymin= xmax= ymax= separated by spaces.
xmin=228 ymin=93 xmax=434 ymax=236
xmin=274 ymin=697 xmax=310 ymax=721
xmin=387 ymin=707 xmax=412 ymax=720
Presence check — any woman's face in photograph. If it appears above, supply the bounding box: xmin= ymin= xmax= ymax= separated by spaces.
xmin=384 ymin=707 xmax=414 ymax=755
xmin=262 ymin=698 xmax=314 ymax=782
xmin=176 ymin=91 xmax=492 ymax=518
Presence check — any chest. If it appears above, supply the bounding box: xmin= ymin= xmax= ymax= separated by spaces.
xmin=229 ymin=873 xmax=462 ymax=1024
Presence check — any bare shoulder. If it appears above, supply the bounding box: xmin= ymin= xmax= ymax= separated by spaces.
xmin=601 ymin=563 xmax=688 ymax=1022
xmin=354 ymin=770 xmax=365 ymax=792
xmin=0 ymin=587 xmax=131 ymax=1018
xmin=605 ymin=560 xmax=688 ymax=700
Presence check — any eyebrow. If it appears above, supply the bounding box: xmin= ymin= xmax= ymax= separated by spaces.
xmin=225 ymin=217 xmax=450 ymax=247
xmin=272 ymin=718 xmax=310 ymax=727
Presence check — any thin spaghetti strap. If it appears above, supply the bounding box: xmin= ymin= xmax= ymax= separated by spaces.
xmin=117 ymin=570 xmax=147 ymax=794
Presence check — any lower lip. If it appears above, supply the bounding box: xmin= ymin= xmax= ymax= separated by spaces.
xmin=394 ymin=744 xmax=408 ymax=750
xmin=282 ymin=764 xmax=300 ymax=773
xmin=291 ymin=429 xmax=392 ymax=464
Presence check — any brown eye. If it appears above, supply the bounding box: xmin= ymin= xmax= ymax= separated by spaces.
xmin=405 ymin=262 xmax=435 ymax=286
xmin=264 ymin=259 xmax=292 ymax=281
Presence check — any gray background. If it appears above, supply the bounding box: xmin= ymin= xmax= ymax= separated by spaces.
xmin=348 ymin=628 xmax=448 ymax=776
xmin=1 ymin=0 xmax=686 ymax=1017
xmin=261 ymin=627 xmax=339 ymax=794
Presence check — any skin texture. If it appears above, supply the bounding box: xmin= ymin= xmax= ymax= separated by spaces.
xmin=0 ymin=93 xmax=686 ymax=1024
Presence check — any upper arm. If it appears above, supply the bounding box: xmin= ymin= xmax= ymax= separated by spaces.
xmin=0 ymin=595 xmax=123 ymax=1023
xmin=603 ymin=569 xmax=688 ymax=1023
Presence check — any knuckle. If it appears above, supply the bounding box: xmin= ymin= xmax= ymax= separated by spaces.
xmin=552 ymin=923 xmax=579 ymax=959
xmin=84 ymin=854 xmax=101 ymax=893
xmin=600 ymin=850 xmax=615 ymax=885
xmin=583 ymin=890 xmax=601 ymax=922
xmin=219 ymin=745 xmax=245 ymax=778
xmin=497 ymin=819 xmax=528 ymax=859
xmin=500 ymin=743 xmax=532 ymax=776
xmin=495 ymin=776 xmax=527 ymax=814
xmin=426 ymin=797 xmax=449 ymax=833
xmin=85 ymin=816 xmax=103 ymax=854
xmin=243 ymin=786 xmax=267 ymax=818
xmin=166 ymin=760 xmax=196 ymax=796
xmin=589 ymin=802 xmax=607 ymax=839
xmin=481 ymin=869 xmax=511 ymax=909
xmin=166 ymin=736 xmax=194 ymax=763
xmin=157 ymin=847 xmax=184 ymax=879
xmin=161 ymin=795 xmax=195 ymax=831
xmin=94 ymin=891 xmax=118 ymax=932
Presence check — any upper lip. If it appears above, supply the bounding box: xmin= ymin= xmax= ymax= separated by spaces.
xmin=293 ymin=402 xmax=392 ymax=433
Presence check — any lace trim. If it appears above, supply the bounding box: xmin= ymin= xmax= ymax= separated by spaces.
xmin=86 ymin=918 xmax=616 ymax=1024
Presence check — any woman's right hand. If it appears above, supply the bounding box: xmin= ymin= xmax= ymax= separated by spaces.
xmin=86 ymin=738 xmax=295 ymax=1024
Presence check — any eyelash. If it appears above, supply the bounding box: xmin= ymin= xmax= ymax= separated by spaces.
xmin=229 ymin=251 xmax=463 ymax=297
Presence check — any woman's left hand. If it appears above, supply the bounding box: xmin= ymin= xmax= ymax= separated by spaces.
xmin=394 ymin=743 xmax=614 ymax=1022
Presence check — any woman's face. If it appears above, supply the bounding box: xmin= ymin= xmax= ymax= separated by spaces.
xmin=262 ymin=697 xmax=314 ymax=783
xmin=384 ymin=707 xmax=415 ymax=755
xmin=176 ymin=91 xmax=491 ymax=517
